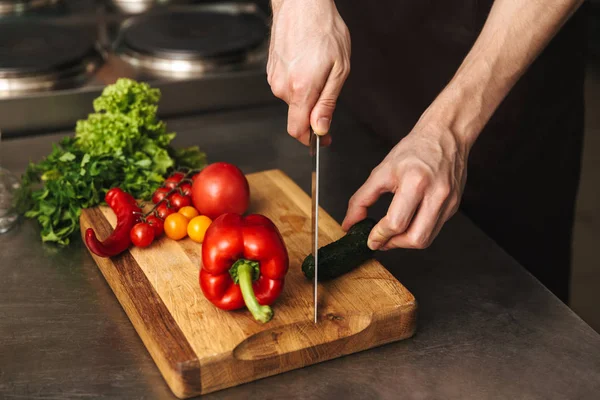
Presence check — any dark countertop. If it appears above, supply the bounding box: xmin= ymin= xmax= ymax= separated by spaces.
xmin=1 ymin=103 xmax=600 ymax=399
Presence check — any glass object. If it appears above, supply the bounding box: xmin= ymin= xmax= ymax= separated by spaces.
xmin=0 ymin=129 xmax=20 ymax=233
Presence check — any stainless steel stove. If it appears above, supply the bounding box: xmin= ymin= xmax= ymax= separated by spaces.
xmin=115 ymin=8 xmax=268 ymax=77
xmin=0 ymin=20 xmax=103 ymax=94
xmin=0 ymin=0 xmax=275 ymax=137
xmin=0 ymin=0 xmax=60 ymax=16
xmin=109 ymin=0 xmax=205 ymax=14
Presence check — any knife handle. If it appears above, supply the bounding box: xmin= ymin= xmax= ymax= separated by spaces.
xmin=311 ymin=127 xmax=328 ymax=137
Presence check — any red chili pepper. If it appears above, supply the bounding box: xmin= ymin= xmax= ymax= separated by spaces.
xmin=85 ymin=188 xmax=141 ymax=258
xmin=200 ymin=213 xmax=289 ymax=323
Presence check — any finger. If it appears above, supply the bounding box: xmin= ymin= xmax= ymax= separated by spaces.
xmin=287 ymin=73 xmax=322 ymax=146
xmin=367 ymin=187 xmax=423 ymax=251
xmin=310 ymin=60 xmax=349 ymax=138
xmin=424 ymin=209 xmax=452 ymax=248
xmin=287 ymin=103 xmax=314 ymax=146
xmin=269 ymin=72 xmax=289 ymax=104
xmin=427 ymin=194 xmax=461 ymax=243
xmin=379 ymin=192 xmax=447 ymax=250
xmin=342 ymin=170 xmax=391 ymax=231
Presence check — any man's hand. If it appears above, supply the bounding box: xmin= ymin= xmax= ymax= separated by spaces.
xmin=342 ymin=117 xmax=470 ymax=251
xmin=342 ymin=0 xmax=583 ymax=252
xmin=268 ymin=0 xmax=350 ymax=146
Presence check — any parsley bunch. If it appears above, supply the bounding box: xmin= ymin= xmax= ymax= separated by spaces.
xmin=17 ymin=78 xmax=207 ymax=245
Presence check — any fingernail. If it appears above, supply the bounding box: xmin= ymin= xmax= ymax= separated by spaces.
xmin=367 ymin=239 xmax=381 ymax=251
xmin=316 ymin=118 xmax=330 ymax=134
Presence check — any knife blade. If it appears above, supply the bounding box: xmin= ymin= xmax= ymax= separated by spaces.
xmin=310 ymin=129 xmax=320 ymax=324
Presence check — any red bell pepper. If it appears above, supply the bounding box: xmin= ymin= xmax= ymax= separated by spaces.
xmin=200 ymin=213 xmax=289 ymax=323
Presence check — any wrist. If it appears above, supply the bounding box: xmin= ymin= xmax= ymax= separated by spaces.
xmin=422 ymin=46 xmax=523 ymax=150
xmin=415 ymin=91 xmax=480 ymax=155
xmin=271 ymin=0 xmax=334 ymax=13
xmin=419 ymin=68 xmax=495 ymax=151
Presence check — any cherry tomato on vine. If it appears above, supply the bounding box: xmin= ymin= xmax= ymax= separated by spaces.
xmin=179 ymin=183 xmax=193 ymax=196
xmin=146 ymin=215 xmax=164 ymax=237
xmin=164 ymin=172 xmax=185 ymax=189
xmin=156 ymin=203 xmax=175 ymax=220
xmin=170 ymin=171 xmax=185 ymax=180
xmin=152 ymin=187 xmax=170 ymax=204
xmin=130 ymin=222 xmax=155 ymax=248
xmin=170 ymin=193 xmax=192 ymax=210
xmin=164 ymin=213 xmax=189 ymax=240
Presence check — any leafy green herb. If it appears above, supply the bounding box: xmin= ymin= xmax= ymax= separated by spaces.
xmin=17 ymin=78 xmax=207 ymax=246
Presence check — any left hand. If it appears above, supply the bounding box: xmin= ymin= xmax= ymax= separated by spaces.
xmin=341 ymin=121 xmax=470 ymax=251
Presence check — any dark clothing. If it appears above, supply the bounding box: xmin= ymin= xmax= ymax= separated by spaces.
xmin=336 ymin=1 xmax=588 ymax=303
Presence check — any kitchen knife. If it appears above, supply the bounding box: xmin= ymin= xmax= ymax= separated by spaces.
xmin=310 ymin=129 xmax=321 ymax=323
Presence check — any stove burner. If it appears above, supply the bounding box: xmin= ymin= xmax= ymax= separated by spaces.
xmin=0 ymin=21 xmax=103 ymax=95
xmin=109 ymin=0 xmax=191 ymax=14
xmin=0 ymin=0 xmax=59 ymax=15
xmin=118 ymin=10 xmax=268 ymax=76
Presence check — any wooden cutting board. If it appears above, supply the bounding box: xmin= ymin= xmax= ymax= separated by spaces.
xmin=80 ymin=169 xmax=417 ymax=398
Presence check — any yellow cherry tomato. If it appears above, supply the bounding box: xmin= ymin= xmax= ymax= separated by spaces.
xmin=164 ymin=213 xmax=189 ymax=240
xmin=187 ymin=215 xmax=212 ymax=243
xmin=178 ymin=206 xmax=199 ymax=220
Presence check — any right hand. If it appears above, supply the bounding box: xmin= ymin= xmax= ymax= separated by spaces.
xmin=268 ymin=0 xmax=351 ymax=146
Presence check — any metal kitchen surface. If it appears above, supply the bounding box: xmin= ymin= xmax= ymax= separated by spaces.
xmin=0 ymin=0 xmax=276 ymax=137
xmin=2 ymin=104 xmax=600 ymax=399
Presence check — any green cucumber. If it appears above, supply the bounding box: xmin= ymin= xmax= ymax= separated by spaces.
xmin=302 ymin=218 xmax=376 ymax=280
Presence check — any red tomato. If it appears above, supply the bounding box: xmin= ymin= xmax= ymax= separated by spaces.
xmin=170 ymin=193 xmax=192 ymax=210
xmin=164 ymin=172 xmax=185 ymax=189
xmin=130 ymin=222 xmax=155 ymax=248
xmin=170 ymin=172 xmax=185 ymax=180
xmin=152 ymin=187 xmax=170 ymax=204
xmin=156 ymin=203 xmax=175 ymax=220
xmin=191 ymin=162 xmax=250 ymax=220
xmin=146 ymin=215 xmax=164 ymax=237
xmin=179 ymin=183 xmax=192 ymax=196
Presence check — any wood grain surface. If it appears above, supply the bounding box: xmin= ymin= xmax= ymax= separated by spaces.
xmin=80 ymin=169 xmax=417 ymax=398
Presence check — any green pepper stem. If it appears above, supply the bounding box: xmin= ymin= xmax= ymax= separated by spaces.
xmin=235 ymin=260 xmax=273 ymax=323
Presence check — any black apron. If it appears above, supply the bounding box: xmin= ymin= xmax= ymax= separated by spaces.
xmin=335 ymin=1 xmax=588 ymax=303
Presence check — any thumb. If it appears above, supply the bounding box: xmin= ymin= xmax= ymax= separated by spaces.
xmin=310 ymin=62 xmax=348 ymax=140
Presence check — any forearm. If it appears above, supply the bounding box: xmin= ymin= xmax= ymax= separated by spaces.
xmin=424 ymin=0 xmax=584 ymax=148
